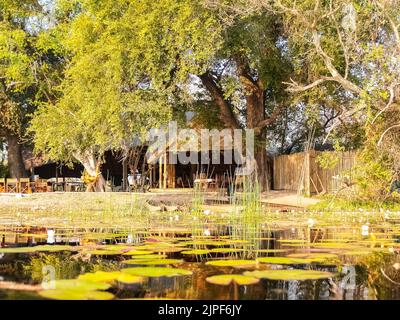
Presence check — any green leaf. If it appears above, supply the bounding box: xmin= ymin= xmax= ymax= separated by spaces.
xmin=205 ymin=260 xmax=257 ymax=268
xmin=206 ymin=274 xmax=259 ymax=286
xmin=244 ymin=270 xmax=335 ymax=281
xmin=122 ymin=267 xmax=192 ymax=277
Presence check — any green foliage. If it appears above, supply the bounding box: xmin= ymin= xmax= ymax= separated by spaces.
xmin=30 ymin=0 xmax=221 ymax=166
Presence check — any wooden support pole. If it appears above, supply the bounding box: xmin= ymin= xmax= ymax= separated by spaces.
xmin=304 ymin=151 xmax=311 ymax=197
xmin=122 ymin=158 xmax=128 ymax=191
xmin=163 ymin=152 xmax=167 ymax=189
xmin=159 ymin=156 xmax=163 ymax=190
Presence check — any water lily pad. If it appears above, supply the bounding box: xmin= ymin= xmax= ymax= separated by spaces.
xmin=122 ymin=267 xmax=192 ymax=277
xmin=84 ymin=250 xmax=123 ymax=256
xmin=256 ymin=257 xmax=314 ymax=265
xmin=181 ymin=249 xmax=211 ymax=255
xmin=206 ymin=274 xmax=259 ymax=286
xmin=129 ymin=254 xmax=168 ymax=259
xmin=38 ymin=289 xmax=114 ymax=300
xmin=205 ymin=260 xmax=257 ymax=268
xmin=277 ymin=240 xmax=309 ymax=243
xmin=123 ymin=259 xmax=183 ymax=265
xmin=117 ymin=274 xmax=144 ymax=284
xmin=0 ymin=245 xmax=76 ymax=253
xmin=244 ymin=269 xmax=334 ymax=281
xmin=122 ymin=250 xmax=154 ymax=256
xmin=210 ymin=248 xmax=245 ymax=253
xmin=286 ymin=253 xmax=339 ymax=263
xmin=52 ymin=279 xmax=110 ymax=291
xmin=255 ymin=249 xmax=287 ymax=253
xmin=78 ymin=271 xmax=121 ymax=284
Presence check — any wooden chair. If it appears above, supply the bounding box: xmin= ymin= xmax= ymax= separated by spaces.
xmin=0 ymin=178 xmax=5 ymax=193
xmin=19 ymin=178 xmax=31 ymax=194
xmin=6 ymin=178 xmax=19 ymax=193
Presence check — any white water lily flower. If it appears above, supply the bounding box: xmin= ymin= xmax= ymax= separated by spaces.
xmin=47 ymin=229 xmax=55 ymax=244
xmin=174 ymin=215 xmax=180 ymax=221
xmin=361 ymin=225 xmax=369 ymax=236
xmin=203 ymin=229 xmax=211 ymax=236
xmin=307 ymin=218 xmax=315 ymax=227
xmin=203 ymin=209 xmax=211 ymax=216
xmin=127 ymin=234 xmax=133 ymax=244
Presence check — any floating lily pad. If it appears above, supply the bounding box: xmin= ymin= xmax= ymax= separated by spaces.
xmin=0 ymin=245 xmax=76 ymax=254
xmin=254 ymin=249 xmax=287 ymax=253
xmin=128 ymin=254 xmax=168 ymax=259
xmin=182 ymin=241 xmax=228 ymax=246
xmin=205 ymin=260 xmax=257 ymax=268
xmin=38 ymin=289 xmax=114 ymax=300
xmin=123 ymin=259 xmax=183 ymax=265
xmin=210 ymin=248 xmax=245 ymax=253
xmin=78 ymin=271 xmax=121 ymax=284
xmin=206 ymin=274 xmax=259 ymax=286
xmin=122 ymin=250 xmax=154 ymax=256
xmin=181 ymin=249 xmax=211 ymax=255
xmin=277 ymin=240 xmax=309 ymax=243
xmin=244 ymin=269 xmax=334 ymax=281
xmin=135 ymin=245 xmax=185 ymax=253
xmin=84 ymin=250 xmax=123 ymax=256
xmin=117 ymin=274 xmax=144 ymax=284
xmin=256 ymin=257 xmax=314 ymax=265
xmin=286 ymin=253 xmax=339 ymax=263
xmin=122 ymin=267 xmax=192 ymax=277
xmin=52 ymin=279 xmax=111 ymax=291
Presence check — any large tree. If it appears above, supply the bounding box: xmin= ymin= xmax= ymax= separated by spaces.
xmin=30 ymin=0 xmax=219 ymax=191
xmin=0 ymin=0 xmax=41 ymax=177
xmin=227 ymin=0 xmax=400 ymax=195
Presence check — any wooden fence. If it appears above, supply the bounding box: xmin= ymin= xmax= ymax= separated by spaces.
xmin=273 ymin=150 xmax=357 ymax=195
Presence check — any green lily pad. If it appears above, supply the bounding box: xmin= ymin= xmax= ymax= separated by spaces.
xmin=52 ymin=279 xmax=110 ymax=291
xmin=122 ymin=250 xmax=154 ymax=256
xmin=210 ymin=248 xmax=245 ymax=253
xmin=181 ymin=249 xmax=211 ymax=255
xmin=128 ymin=254 xmax=168 ymax=259
xmin=0 ymin=245 xmax=76 ymax=253
xmin=206 ymin=274 xmax=259 ymax=286
xmin=244 ymin=269 xmax=335 ymax=281
xmin=123 ymin=259 xmax=183 ymax=265
xmin=256 ymin=257 xmax=314 ymax=265
xmin=78 ymin=271 xmax=122 ymax=284
xmin=122 ymin=267 xmax=192 ymax=277
xmin=255 ymin=249 xmax=287 ymax=253
xmin=84 ymin=250 xmax=123 ymax=256
xmin=205 ymin=260 xmax=257 ymax=268
xmin=38 ymin=289 xmax=114 ymax=300
xmin=287 ymin=253 xmax=339 ymax=262
xmin=117 ymin=274 xmax=144 ymax=284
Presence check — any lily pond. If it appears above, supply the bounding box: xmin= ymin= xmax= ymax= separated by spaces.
xmin=1 ymin=193 xmax=400 ymax=300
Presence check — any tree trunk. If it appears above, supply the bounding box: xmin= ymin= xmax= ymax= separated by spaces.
xmin=6 ymin=132 xmax=26 ymax=178
xmin=254 ymin=133 xmax=271 ymax=191
xmin=74 ymin=151 xmax=106 ymax=192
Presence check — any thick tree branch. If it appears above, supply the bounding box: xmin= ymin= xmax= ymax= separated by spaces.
xmin=284 ymin=77 xmax=335 ymax=93
xmin=199 ymin=71 xmax=241 ymax=129
xmin=378 ymin=123 xmax=400 ymax=147
xmin=311 ymin=30 xmax=362 ymax=94
xmin=255 ymin=103 xmax=285 ymax=132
